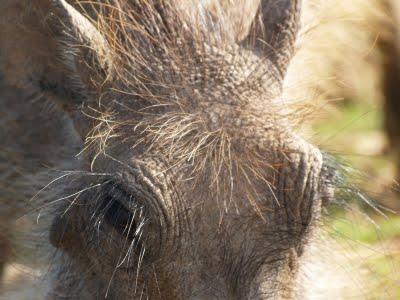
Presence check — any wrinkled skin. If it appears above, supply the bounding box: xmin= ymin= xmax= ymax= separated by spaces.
xmin=0 ymin=0 xmax=334 ymax=299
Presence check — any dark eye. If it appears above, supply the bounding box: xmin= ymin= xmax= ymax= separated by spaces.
xmin=104 ymin=196 xmax=136 ymax=239
xmin=100 ymin=183 xmax=145 ymax=241
xmin=96 ymin=181 xmax=160 ymax=262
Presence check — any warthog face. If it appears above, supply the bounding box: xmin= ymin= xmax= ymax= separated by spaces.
xmin=1 ymin=0 xmax=335 ymax=298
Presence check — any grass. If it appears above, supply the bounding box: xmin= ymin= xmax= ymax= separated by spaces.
xmin=330 ymin=213 xmax=400 ymax=244
xmin=326 ymin=210 xmax=400 ymax=299
xmin=313 ymin=98 xmax=398 ymax=203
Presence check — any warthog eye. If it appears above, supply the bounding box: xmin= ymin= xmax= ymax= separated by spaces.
xmin=104 ymin=196 xmax=136 ymax=239
xmin=100 ymin=183 xmax=146 ymax=242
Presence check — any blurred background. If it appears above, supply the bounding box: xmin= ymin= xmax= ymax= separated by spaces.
xmin=286 ymin=0 xmax=400 ymax=298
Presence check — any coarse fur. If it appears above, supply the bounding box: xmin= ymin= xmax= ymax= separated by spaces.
xmin=0 ymin=0 xmax=393 ymax=299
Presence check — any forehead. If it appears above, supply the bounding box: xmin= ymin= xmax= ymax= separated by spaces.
xmin=100 ymin=47 xmax=288 ymax=161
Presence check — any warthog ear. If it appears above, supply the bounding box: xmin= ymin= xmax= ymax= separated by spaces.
xmin=196 ymin=0 xmax=301 ymax=80
xmin=238 ymin=0 xmax=302 ymax=80
xmin=0 ymin=0 xmax=111 ymax=108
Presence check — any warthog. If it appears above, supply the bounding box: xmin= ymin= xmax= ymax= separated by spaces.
xmin=1 ymin=0 xmax=344 ymax=298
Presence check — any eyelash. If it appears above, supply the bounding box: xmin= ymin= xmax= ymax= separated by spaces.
xmin=98 ymin=183 xmax=144 ymax=241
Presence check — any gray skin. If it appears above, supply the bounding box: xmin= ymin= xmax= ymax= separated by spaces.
xmin=0 ymin=0 xmax=334 ymax=299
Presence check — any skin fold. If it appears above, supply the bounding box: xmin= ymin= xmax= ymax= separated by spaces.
xmin=0 ymin=1 xmax=337 ymax=299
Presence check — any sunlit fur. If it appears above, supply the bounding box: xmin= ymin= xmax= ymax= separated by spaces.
xmin=74 ymin=0 xmax=305 ymax=213
xmin=0 ymin=0 xmax=398 ymax=299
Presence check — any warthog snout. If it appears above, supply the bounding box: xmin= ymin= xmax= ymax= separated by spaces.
xmin=47 ymin=132 xmax=325 ymax=298
xmin=1 ymin=0 xmax=344 ymax=299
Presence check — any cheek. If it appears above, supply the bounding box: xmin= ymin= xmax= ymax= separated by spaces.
xmin=249 ymin=248 xmax=301 ymax=299
xmin=49 ymin=215 xmax=74 ymax=250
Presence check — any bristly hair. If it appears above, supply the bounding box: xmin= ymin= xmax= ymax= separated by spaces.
xmin=68 ymin=0 xmax=305 ymax=211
